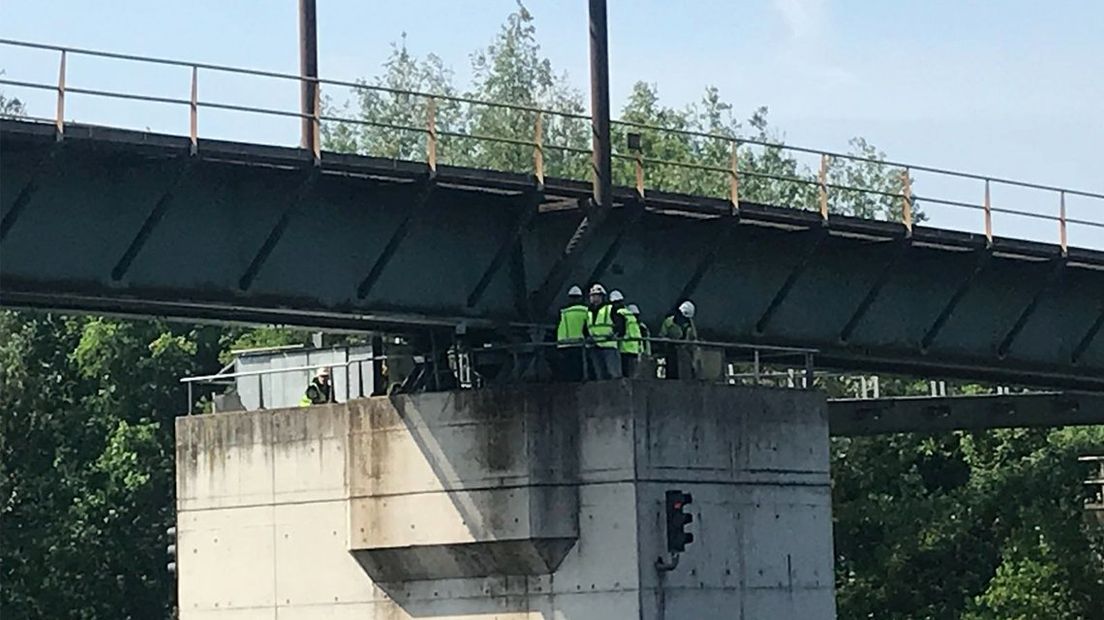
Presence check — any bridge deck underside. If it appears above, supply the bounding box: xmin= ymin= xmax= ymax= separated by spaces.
xmin=2 ymin=121 xmax=1102 ymax=389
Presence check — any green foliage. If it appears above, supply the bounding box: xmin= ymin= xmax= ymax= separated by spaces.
xmin=0 ymin=75 xmax=25 ymax=117
xmin=834 ymin=427 xmax=1104 ymax=619
xmin=217 ymin=326 xmax=313 ymax=365
xmin=0 ymin=312 xmax=225 ymax=618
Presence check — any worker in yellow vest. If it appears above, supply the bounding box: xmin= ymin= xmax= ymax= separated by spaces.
xmin=299 ymin=367 xmax=333 ymax=406
xmin=556 ymin=285 xmax=589 ymax=381
xmin=582 ymin=283 xmax=624 ymax=380
xmin=618 ymin=299 xmax=645 ymax=378
xmin=628 ymin=304 xmax=651 ymax=357
xmin=659 ymin=300 xmax=699 ymax=379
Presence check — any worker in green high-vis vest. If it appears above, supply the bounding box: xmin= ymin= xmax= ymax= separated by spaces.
xmin=582 ymin=283 xmax=625 ymax=380
xmin=659 ymin=300 xmax=699 ymax=380
xmin=555 ymin=285 xmax=589 ymax=381
xmin=618 ymin=300 xmax=645 ymax=378
xmin=299 ymin=367 xmax=333 ymax=406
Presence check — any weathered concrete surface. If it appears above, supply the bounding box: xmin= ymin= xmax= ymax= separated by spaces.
xmin=176 ymin=381 xmax=835 ymax=619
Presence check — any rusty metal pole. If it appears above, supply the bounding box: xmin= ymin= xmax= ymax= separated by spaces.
xmin=298 ymin=0 xmax=319 ymax=153
xmin=528 ymin=0 xmax=614 ymax=314
xmin=589 ymin=0 xmax=612 ymax=211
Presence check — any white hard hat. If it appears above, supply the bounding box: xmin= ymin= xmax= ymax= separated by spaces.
xmin=589 ymin=283 xmax=607 ymax=296
xmin=316 ymin=367 xmax=331 ymax=378
xmin=568 ymin=285 xmax=583 ymax=296
xmin=678 ymin=300 xmax=696 ymax=319
xmin=627 ymin=304 xmax=640 ymax=315
xmin=609 ymin=290 xmax=624 ymax=302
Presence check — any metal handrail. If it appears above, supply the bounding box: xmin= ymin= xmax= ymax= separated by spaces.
xmin=2 ymin=37 xmax=1101 ymax=252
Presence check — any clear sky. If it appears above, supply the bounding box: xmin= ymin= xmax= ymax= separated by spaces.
xmin=2 ymin=0 xmax=1102 ymax=246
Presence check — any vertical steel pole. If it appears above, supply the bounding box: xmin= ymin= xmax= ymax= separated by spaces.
xmin=589 ymin=0 xmax=612 ymax=211
xmin=901 ymin=167 xmax=913 ymax=236
xmin=818 ymin=153 xmax=829 ymax=221
xmin=534 ymin=110 xmax=545 ymax=186
xmin=983 ymin=179 xmax=993 ymax=246
xmin=189 ymin=66 xmax=198 ymax=156
xmin=55 ymin=50 xmax=66 ymax=141
xmin=1059 ymin=190 xmax=1068 ymax=256
xmin=729 ymin=141 xmax=740 ymax=216
xmin=298 ymin=0 xmax=319 ymax=153
xmin=426 ymin=97 xmax=438 ymax=172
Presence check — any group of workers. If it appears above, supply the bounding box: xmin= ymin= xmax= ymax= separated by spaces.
xmin=555 ymin=283 xmax=699 ymax=381
xmin=298 ymin=283 xmax=698 ymax=405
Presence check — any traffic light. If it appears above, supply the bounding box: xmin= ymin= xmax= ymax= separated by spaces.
xmin=166 ymin=525 xmax=177 ymax=575
xmin=665 ymin=489 xmax=694 ymax=553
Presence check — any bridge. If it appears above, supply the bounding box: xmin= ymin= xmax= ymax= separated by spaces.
xmin=4 ymin=26 xmax=1104 ymax=619
xmin=1 ymin=38 xmax=1103 ymax=393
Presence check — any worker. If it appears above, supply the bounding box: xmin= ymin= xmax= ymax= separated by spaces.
xmin=659 ymin=300 xmax=699 ymax=380
xmin=299 ymin=367 xmax=333 ymax=406
xmin=629 ymin=304 xmax=652 ymax=357
xmin=556 ymin=285 xmax=589 ymax=381
xmin=618 ymin=299 xmax=644 ymax=378
xmin=582 ymin=283 xmax=624 ymax=380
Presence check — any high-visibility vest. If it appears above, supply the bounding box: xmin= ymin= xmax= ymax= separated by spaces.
xmin=619 ymin=307 xmax=643 ymax=355
xmin=299 ymin=380 xmax=329 ymax=407
xmin=659 ymin=314 xmax=698 ymax=341
xmin=586 ymin=304 xmax=618 ymax=348
xmin=557 ymin=303 xmax=589 ymax=345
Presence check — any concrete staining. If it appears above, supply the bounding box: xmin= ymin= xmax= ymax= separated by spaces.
xmin=176 ymin=381 xmax=836 ymax=619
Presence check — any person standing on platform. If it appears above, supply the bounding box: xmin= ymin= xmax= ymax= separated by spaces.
xmin=582 ymin=283 xmax=624 ymax=380
xmin=618 ymin=300 xmax=644 ymax=378
xmin=659 ymin=300 xmax=699 ymax=379
xmin=556 ymin=285 xmax=589 ymax=381
xmin=299 ymin=367 xmax=333 ymax=406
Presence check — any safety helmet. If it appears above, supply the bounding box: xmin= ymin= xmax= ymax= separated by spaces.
xmin=567 ymin=285 xmax=583 ymax=297
xmin=678 ymin=300 xmax=696 ymax=319
xmin=589 ymin=283 xmax=607 ymax=296
xmin=316 ymin=367 xmax=331 ymax=378
xmin=609 ymin=290 xmax=624 ymax=302
xmin=627 ymin=304 xmax=641 ymax=315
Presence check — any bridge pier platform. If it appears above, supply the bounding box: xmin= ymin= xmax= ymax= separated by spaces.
xmin=175 ymin=381 xmax=836 ymax=619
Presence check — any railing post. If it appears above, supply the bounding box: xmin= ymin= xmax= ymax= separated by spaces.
xmin=55 ymin=49 xmax=66 ymax=141
xmin=1059 ymin=190 xmax=1068 ymax=256
xmin=533 ymin=110 xmax=544 ymax=187
xmin=189 ymin=66 xmax=198 ymax=156
xmin=901 ymin=167 xmax=913 ymax=236
xmin=426 ymin=97 xmax=438 ymax=173
xmin=729 ymin=141 xmax=740 ymax=216
xmin=818 ymin=153 xmax=829 ymax=222
xmin=983 ymin=179 xmax=993 ymax=246
xmin=311 ymin=80 xmax=321 ymax=165
xmin=634 ymin=150 xmax=644 ymax=199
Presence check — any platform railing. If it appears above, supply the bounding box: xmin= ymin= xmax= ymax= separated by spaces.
xmin=3 ymin=38 xmax=1102 ymax=250
xmin=178 ymin=337 xmax=821 ymax=414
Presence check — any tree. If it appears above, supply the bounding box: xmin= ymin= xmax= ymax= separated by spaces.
xmin=0 ymin=75 xmax=25 ymax=117
xmin=0 ymin=312 xmax=225 ymax=618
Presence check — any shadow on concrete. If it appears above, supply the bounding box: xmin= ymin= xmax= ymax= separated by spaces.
xmin=345 ymin=384 xmax=585 ymax=614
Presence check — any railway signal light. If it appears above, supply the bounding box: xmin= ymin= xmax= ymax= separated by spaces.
xmin=665 ymin=489 xmax=694 ymax=553
xmin=166 ymin=525 xmax=177 ymax=575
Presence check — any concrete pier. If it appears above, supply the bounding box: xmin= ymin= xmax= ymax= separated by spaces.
xmin=175 ymin=380 xmax=836 ymax=619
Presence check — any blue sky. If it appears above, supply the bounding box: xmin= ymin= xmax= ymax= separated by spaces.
xmin=2 ymin=0 xmax=1102 ymax=246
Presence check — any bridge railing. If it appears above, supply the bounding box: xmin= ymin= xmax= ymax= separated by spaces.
xmin=2 ymin=38 xmax=1102 ymax=250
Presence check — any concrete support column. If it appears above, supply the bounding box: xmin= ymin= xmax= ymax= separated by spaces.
xmin=176 ymin=381 xmax=836 ymax=619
